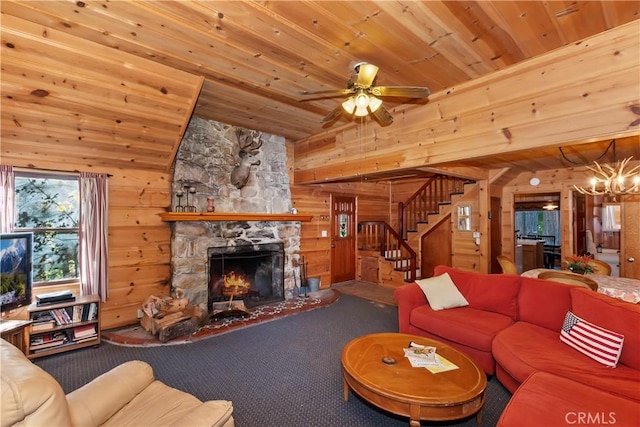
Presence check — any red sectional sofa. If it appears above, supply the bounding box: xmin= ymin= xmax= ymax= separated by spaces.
xmin=394 ymin=265 xmax=640 ymax=426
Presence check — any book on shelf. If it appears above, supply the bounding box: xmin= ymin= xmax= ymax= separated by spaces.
xmin=87 ymin=302 xmax=98 ymax=321
xmin=73 ymin=336 xmax=99 ymax=344
xmin=32 ymin=341 xmax=76 ymax=353
xmin=73 ymin=324 xmax=97 ymax=340
xmin=30 ymin=339 xmax=67 ymax=351
xmin=30 ymin=331 xmax=69 ymax=350
xmin=31 ymin=321 xmax=56 ymax=332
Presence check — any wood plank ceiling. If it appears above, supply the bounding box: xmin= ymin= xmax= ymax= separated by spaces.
xmin=1 ymin=1 xmax=638 ymax=174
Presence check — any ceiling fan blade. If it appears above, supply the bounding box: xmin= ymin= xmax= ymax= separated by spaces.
xmin=370 ymin=86 xmax=430 ymax=98
xmin=300 ymin=88 xmax=355 ymax=101
xmin=370 ymin=104 xmax=394 ymax=126
xmin=356 ymin=63 xmax=379 ymax=88
xmin=321 ymin=105 xmax=344 ymax=124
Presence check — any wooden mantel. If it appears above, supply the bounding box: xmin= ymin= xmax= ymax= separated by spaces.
xmin=159 ymin=212 xmax=313 ymax=222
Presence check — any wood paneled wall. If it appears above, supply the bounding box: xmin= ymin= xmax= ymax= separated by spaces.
xmin=501 ymin=162 xmax=640 ymax=271
xmin=288 ymin=141 xmax=391 ymax=288
xmin=2 ymin=160 xmax=172 ymax=330
xmin=104 ymin=170 xmax=172 ymax=328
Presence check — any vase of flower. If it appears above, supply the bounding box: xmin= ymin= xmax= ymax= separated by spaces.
xmin=564 ymin=255 xmax=594 ymax=275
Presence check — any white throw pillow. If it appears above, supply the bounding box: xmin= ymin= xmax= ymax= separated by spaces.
xmin=415 ymin=273 xmax=469 ymax=311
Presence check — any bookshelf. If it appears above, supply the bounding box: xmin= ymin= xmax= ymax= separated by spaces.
xmin=26 ymin=294 xmax=100 ymax=359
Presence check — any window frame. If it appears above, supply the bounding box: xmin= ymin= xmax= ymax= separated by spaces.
xmin=13 ymin=171 xmax=80 ymax=287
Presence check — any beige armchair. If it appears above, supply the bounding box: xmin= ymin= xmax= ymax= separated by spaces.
xmin=1 ymin=339 xmax=234 ymax=427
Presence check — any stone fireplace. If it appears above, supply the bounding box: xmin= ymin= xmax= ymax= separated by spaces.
xmin=169 ymin=117 xmax=300 ymax=312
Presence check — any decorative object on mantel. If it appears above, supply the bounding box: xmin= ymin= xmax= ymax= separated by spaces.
xmin=563 ymin=255 xmax=595 ymax=275
xmin=230 ymin=128 xmax=263 ymax=189
xmin=566 ymin=140 xmax=640 ymax=197
xmin=175 ymin=185 xmax=197 ymax=212
xmin=159 ymin=212 xmax=313 ymax=222
xmin=207 ymin=197 xmax=215 ymax=212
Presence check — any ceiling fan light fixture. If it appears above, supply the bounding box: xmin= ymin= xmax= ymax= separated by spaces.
xmin=342 ymin=92 xmax=383 ymax=117
xmin=341 ymin=97 xmax=356 ymax=115
xmin=367 ymin=96 xmax=383 ymax=113
xmin=355 ymin=92 xmax=369 ymax=108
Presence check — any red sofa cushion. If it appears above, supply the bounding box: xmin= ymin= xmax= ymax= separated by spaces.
xmin=570 ymin=287 xmax=640 ymax=371
xmin=433 ymin=265 xmax=520 ymax=320
xmin=497 ymin=371 xmax=640 ymax=427
xmin=410 ymin=305 xmax=514 ymax=352
xmin=517 ymin=277 xmax=572 ymax=330
xmin=493 ymin=322 xmax=640 ymax=402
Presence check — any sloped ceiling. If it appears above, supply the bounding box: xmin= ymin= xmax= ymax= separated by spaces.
xmin=1 ymin=1 xmax=639 ymax=173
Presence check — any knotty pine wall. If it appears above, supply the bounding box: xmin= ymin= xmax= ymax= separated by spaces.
xmin=288 ymin=140 xmax=392 ymax=288
xmin=2 ymin=161 xmax=172 ymax=330
xmin=501 ymin=163 xmax=640 ymax=275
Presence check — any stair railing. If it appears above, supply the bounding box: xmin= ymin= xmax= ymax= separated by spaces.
xmin=358 ymin=221 xmax=416 ymax=282
xmin=398 ymin=175 xmax=467 ymax=238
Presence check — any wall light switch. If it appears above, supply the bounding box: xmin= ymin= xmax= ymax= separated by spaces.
xmin=321 ymin=230 xmax=328 ymax=237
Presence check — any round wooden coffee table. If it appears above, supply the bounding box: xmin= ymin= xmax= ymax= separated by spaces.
xmin=341 ymin=333 xmax=486 ymax=426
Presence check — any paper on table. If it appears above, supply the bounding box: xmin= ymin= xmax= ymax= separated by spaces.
xmin=404 ymin=341 xmax=460 ymax=373
xmin=425 ymin=354 xmax=459 ymax=374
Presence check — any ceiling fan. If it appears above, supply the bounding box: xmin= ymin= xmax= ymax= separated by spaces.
xmin=301 ymin=62 xmax=430 ymax=127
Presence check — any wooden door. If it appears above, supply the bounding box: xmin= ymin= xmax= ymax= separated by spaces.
xmin=331 ymin=195 xmax=356 ymax=283
xmin=490 ymin=197 xmax=502 ymax=273
xmin=573 ymin=193 xmax=587 ymax=254
xmin=620 ymin=195 xmax=640 ymax=279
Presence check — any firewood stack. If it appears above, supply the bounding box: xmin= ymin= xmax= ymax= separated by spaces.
xmin=140 ymin=295 xmax=208 ymax=342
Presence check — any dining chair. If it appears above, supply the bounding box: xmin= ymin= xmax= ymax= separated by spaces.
xmin=537 ymin=271 xmax=598 ymax=291
xmin=497 ymin=256 xmax=518 ymax=275
xmin=587 ymin=258 xmax=612 ymax=276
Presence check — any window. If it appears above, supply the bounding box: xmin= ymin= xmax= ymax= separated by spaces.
xmin=14 ymin=173 xmax=79 ymax=284
xmin=515 ymin=210 xmax=560 ymax=244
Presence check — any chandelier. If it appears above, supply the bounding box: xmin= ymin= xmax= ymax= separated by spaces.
xmin=573 ymin=156 xmax=640 ymax=196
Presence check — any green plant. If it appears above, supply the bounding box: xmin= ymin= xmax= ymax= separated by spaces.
xmin=563 ymin=255 xmax=594 ymax=275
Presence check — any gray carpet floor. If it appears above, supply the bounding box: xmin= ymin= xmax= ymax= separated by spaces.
xmin=35 ymin=294 xmax=511 ymax=426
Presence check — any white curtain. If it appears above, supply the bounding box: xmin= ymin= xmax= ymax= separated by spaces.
xmin=0 ymin=165 xmax=15 ymax=233
xmin=602 ymin=205 xmax=621 ymax=232
xmin=79 ymin=172 xmax=109 ymax=301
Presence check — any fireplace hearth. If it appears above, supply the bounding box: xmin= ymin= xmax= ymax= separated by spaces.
xmin=208 ymin=242 xmax=285 ymax=311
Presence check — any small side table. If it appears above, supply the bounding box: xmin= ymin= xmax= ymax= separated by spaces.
xmin=0 ymin=319 xmax=32 ymax=355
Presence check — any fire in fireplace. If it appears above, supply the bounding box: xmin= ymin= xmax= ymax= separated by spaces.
xmin=208 ymin=242 xmax=285 ymax=310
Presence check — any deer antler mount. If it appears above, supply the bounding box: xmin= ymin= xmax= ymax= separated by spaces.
xmin=230 ymin=129 xmax=263 ymax=189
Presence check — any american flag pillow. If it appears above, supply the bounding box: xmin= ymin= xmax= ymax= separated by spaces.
xmin=560 ymin=311 xmax=624 ymax=368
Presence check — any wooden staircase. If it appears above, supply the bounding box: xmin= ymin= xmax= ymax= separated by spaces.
xmin=357 ymin=175 xmax=476 ymax=287
xmin=358 ymin=221 xmax=417 ymax=285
